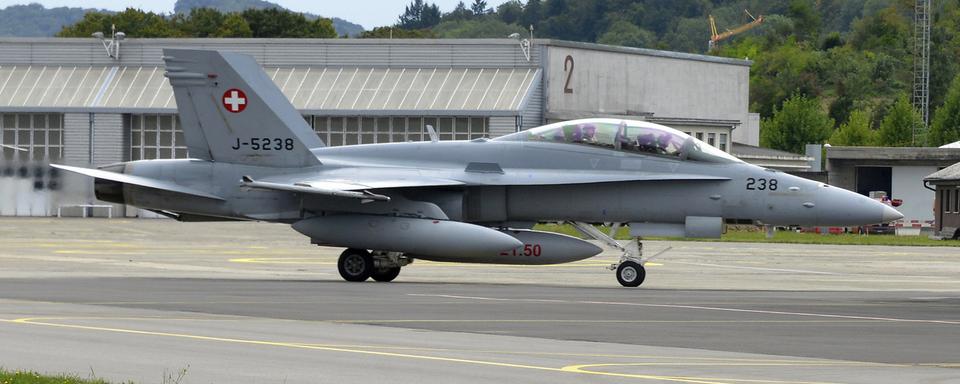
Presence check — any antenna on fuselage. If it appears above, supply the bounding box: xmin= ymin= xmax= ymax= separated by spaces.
xmin=425 ymin=124 xmax=439 ymax=143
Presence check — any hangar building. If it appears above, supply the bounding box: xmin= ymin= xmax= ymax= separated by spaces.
xmin=0 ymin=37 xmax=753 ymax=217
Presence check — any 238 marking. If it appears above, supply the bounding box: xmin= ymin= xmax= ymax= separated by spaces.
xmin=746 ymin=178 xmax=778 ymax=191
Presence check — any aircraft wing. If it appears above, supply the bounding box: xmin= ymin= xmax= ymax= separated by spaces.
xmin=246 ymin=167 xmax=726 ymax=199
xmin=50 ymin=164 xmax=225 ymax=201
xmin=242 ymin=173 xmax=466 ymax=203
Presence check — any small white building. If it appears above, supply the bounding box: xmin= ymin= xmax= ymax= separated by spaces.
xmin=826 ymin=146 xmax=960 ymax=225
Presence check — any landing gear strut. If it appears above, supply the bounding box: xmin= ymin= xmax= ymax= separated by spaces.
xmin=336 ymin=248 xmax=411 ymax=282
xmin=569 ymin=221 xmax=666 ymax=287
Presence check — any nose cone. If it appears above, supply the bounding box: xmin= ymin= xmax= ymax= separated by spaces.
xmin=816 ymin=185 xmax=903 ymax=226
xmin=882 ymin=205 xmax=904 ymax=222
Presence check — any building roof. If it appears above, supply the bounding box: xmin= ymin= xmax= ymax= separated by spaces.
xmin=731 ymin=142 xmax=813 ymax=161
xmin=542 ymin=39 xmax=752 ymax=67
xmin=940 ymin=141 xmax=960 ymax=148
xmin=827 ymin=146 xmax=960 ymax=161
xmin=0 ymin=64 xmax=540 ymax=115
xmin=925 ymin=162 xmax=960 ymax=181
xmin=0 ymin=37 xmax=751 ymax=67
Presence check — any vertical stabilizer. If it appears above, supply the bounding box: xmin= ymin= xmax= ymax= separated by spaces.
xmin=163 ymin=49 xmax=323 ymax=167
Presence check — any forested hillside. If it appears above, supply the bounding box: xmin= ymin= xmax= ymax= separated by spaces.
xmin=174 ymin=0 xmax=365 ymax=36
xmin=57 ymin=8 xmax=338 ymax=39
xmin=0 ymin=4 xmax=97 ymax=37
xmin=44 ymin=0 xmax=960 ymax=151
xmin=388 ymin=0 xmax=960 ymax=150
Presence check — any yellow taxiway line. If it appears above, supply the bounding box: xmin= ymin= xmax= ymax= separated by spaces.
xmin=0 ymin=316 xmax=844 ymax=384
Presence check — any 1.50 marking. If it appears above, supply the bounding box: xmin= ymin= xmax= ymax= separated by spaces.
xmin=232 ymin=137 xmax=294 ymax=151
xmin=746 ymin=178 xmax=778 ymax=191
xmin=500 ymin=244 xmax=542 ymax=257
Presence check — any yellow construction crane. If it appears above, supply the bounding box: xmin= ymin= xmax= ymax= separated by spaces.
xmin=709 ymin=10 xmax=764 ymax=51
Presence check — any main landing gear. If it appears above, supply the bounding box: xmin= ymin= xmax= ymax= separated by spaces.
xmin=569 ymin=221 xmax=668 ymax=287
xmin=337 ymin=248 xmax=411 ymax=282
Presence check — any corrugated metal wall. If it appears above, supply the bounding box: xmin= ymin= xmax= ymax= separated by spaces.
xmin=91 ymin=113 xmax=126 ymax=166
xmin=62 ymin=112 xmax=89 ymax=165
xmin=488 ymin=116 xmax=517 ymax=138
xmin=521 ymin=75 xmax=544 ymax=131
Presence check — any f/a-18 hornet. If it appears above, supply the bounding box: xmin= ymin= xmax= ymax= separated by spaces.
xmin=54 ymin=49 xmax=903 ymax=287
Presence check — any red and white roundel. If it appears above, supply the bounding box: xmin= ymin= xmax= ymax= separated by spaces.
xmin=222 ymin=88 xmax=247 ymax=113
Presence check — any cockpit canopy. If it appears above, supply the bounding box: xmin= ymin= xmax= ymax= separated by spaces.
xmin=493 ymin=118 xmax=743 ymax=164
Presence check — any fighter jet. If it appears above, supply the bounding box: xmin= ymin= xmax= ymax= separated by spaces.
xmin=53 ymin=49 xmax=903 ymax=287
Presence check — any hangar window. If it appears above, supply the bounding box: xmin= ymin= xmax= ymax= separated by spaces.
xmin=0 ymin=113 xmax=63 ymax=162
xmin=311 ymin=116 xmax=487 ymax=146
xmin=128 ymin=114 xmax=187 ymax=160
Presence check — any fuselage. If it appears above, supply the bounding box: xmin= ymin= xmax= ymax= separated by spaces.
xmin=101 ymin=137 xmax=900 ymax=228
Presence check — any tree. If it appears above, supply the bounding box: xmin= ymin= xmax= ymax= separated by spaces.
xmin=240 ymin=8 xmax=336 ymax=38
xmin=359 ymin=26 xmax=435 ymax=38
xmin=307 ymin=17 xmax=337 ymax=38
xmin=930 ymin=74 xmax=960 ymax=146
xmin=738 ymin=39 xmax=822 ymax=118
xmin=57 ymin=8 xmax=180 ymax=38
xmin=519 ymin=0 xmax=541 ymax=29
xmin=470 ymin=0 xmax=488 ymax=16
xmin=444 ymin=1 xmax=472 ymax=21
xmin=761 ymin=94 xmax=835 ymax=154
xmin=597 ymin=20 xmax=655 ymax=48
xmin=398 ymin=0 xmax=441 ymax=30
xmin=496 ymin=0 xmax=523 ymax=25
xmin=828 ymin=109 xmax=876 ymax=146
xmin=184 ymin=7 xmax=224 ymax=37
xmin=433 ymin=18 xmax=525 ymax=38
xmin=877 ymin=94 xmax=922 ymax=147
xmin=215 ymin=13 xmax=252 ymax=37
xmin=787 ymin=0 xmax=821 ymax=42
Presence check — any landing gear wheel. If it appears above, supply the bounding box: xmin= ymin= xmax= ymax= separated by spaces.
xmin=371 ymin=266 xmax=401 ymax=282
xmin=616 ymin=261 xmax=645 ymax=287
xmin=338 ymin=248 xmax=373 ymax=282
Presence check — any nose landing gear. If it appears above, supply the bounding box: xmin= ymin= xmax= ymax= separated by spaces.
xmin=616 ymin=260 xmax=645 ymax=287
xmin=569 ymin=221 xmax=668 ymax=287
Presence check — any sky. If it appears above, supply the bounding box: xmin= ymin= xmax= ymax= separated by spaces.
xmin=0 ymin=0 xmax=514 ymax=29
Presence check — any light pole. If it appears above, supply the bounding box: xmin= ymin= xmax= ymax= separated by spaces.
xmin=92 ymin=24 xmax=125 ymax=60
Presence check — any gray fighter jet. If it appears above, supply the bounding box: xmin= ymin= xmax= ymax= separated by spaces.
xmin=53 ymin=49 xmax=903 ymax=287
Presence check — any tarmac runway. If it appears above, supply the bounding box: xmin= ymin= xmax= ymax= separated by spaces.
xmin=1 ymin=218 xmax=959 ymax=383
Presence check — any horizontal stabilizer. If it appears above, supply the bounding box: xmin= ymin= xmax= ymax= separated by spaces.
xmin=50 ymin=164 xmax=224 ymax=201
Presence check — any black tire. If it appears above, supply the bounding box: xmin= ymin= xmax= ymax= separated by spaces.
xmin=370 ymin=266 xmax=401 ymax=282
xmin=616 ymin=260 xmax=645 ymax=287
xmin=338 ymin=249 xmax=373 ymax=282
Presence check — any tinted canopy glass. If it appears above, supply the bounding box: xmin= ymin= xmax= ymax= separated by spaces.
xmin=494 ymin=118 xmax=742 ymax=164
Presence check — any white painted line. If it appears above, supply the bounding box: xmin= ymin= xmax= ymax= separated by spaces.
xmin=409 ymin=294 xmax=960 ymax=325
xmin=668 ymin=261 xmax=841 ymax=275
